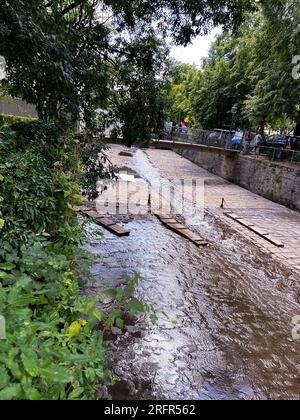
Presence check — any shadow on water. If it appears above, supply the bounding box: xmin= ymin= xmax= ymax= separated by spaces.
xmin=83 ymin=149 xmax=300 ymax=400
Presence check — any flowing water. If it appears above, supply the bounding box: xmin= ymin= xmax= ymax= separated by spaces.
xmin=84 ymin=150 xmax=300 ymax=400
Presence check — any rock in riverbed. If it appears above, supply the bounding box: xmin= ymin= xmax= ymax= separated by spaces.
xmin=119 ymin=151 xmax=133 ymax=157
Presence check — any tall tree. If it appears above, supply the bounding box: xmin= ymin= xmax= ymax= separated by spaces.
xmin=0 ymin=0 xmax=255 ymax=139
xmin=243 ymin=0 xmax=300 ymax=134
xmin=166 ymin=63 xmax=200 ymax=124
xmin=174 ymin=1 xmax=300 ymax=133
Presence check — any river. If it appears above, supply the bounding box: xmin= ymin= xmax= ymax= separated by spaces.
xmin=84 ymin=150 xmax=300 ymax=400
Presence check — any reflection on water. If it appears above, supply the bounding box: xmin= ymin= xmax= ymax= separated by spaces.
xmin=84 ymin=149 xmax=300 ymax=400
xmin=84 ymin=217 xmax=300 ymax=401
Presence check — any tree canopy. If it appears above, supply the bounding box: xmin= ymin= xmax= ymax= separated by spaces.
xmin=0 ymin=0 xmax=255 ymax=140
xmin=166 ymin=0 xmax=300 ymax=134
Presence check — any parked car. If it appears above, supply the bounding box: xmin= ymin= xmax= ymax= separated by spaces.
xmin=265 ymin=134 xmax=287 ymax=148
xmin=265 ymin=134 xmax=300 ymax=151
xmin=207 ymin=129 xmax=234 ymax=147
xmin=286 ymin=135 xmax=300 ymax=151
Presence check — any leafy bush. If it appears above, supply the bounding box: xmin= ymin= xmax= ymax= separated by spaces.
xmin=8 ymin=120 xmax=64 ymax=145
xmin=0 ymin=125 xmax=109 ymax=400
xmin=76 ymin=133 xmax=116 ymax=201
xmin=102 ymin=274 xmax=158 ymax=330
xmin=0 ymin=114 xmax=37 ymax=126
xmin=0 ymin=125 xmax=129 ymax=400
xmin=0 ymin=127 xmax=81 ymax=244
xmin=0 ymin=238 xmax=109 ymax=400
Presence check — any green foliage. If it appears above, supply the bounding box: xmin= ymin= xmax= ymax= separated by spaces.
xmin=102 ymin=274 xmax=158 ymax=330
xmin=0 ymin=124 xmax=149 ymax=399
xmin=76 ymin=133 xmax=116 ymax=200
xmin=167 ymin=2 xmax=300 ymax=132
xmin=0 ymin=0 xmax=254 ymax=141
xmin=166 ymin=63 xmax=200 ymax=124
xmin=111 ymin=33 xmax=169 ymax=146
xmin=0 ymin=125 xmax=106 ymax=399
xmin=104 ymin=0 xmax=255 ymax=44
xmin=0 ymin=115 xmax=37 ymax=126
xmin=0 ymin=238 xmax=109 ymax=400
xmin=242 ymin=0 xmax=300 ymax=131
xmin=0 ymin=126 xmax=81 ymax=244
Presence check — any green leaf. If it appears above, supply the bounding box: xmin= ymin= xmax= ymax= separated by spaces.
xmin=8 ymin=290 xmax=47 ymax=307
xmin=127 ymin=297 xmax=145 ymax=314
xmin=7 ymin=351 xmax=22 ymax=379
xmin=0 ymin=366 xmax=9 ymax=390
xmin=39 ymin=365 xmax=74 ymax=384
xmin=103 ymin=289 xmax=117 ymax=298
xmin=92 ymin=308 xmax=104 ymax=321
xmin=0 ymin=384 xmax=22 ymax=400
xmin=0 ymin=271 xmax=8 ymax=279
xmin=15 ymin=275 xmax=33 ymax=290
xmin=21 ymin=351 xmax=40 ymax=377
xmin=115 ymin=318 xmax=124 ymax=329
xmin=150 ymin=313 xmax=158 ymax=325
xmin=0 ymin=262 xmax=16 ymax=271
xmin=23 ymin=387 xmax=41 ymax=401
xmin=68 ymin=387 xmax=84 ymax=400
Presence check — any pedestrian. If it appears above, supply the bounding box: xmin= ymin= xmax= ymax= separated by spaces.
xmin=171 ymin=121 xmax=176 ymax=140
xmin=253 ymin=131 xmax=263 ymax=155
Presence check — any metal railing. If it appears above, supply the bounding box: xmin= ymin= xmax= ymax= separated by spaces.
xmin=258 ymin=146 xmax=300 ymax=164
xmin=158 ymin=128 xmax=300 ymax=164
xmin=159 ymin=128 xmax=242 ymax=150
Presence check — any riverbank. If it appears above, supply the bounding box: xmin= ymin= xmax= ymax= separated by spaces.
xmin=87 ymin=144 xmax=300 ymax=400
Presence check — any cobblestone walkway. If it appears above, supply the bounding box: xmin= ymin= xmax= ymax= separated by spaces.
xmin=106 ymin=145 xmax=300 ymax=276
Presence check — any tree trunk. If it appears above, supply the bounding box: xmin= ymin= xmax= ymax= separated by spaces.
xmin=259 ymin=121 xmax=265 ymax=135
xmin=294 ymin=122 xmax=300 ymax=137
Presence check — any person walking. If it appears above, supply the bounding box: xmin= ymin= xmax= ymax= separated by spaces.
xmin=253 ymin=131 xmax=263 ymax=155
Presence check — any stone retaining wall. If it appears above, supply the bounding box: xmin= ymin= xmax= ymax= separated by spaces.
xmin=153 ymin=141 xmax=300 ymax=211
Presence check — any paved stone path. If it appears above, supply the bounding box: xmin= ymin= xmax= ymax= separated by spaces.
xmin=106 ymin=144 xmax=300 ymax=276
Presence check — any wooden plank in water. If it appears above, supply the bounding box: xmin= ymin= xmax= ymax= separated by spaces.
xmin=195 ymin=240 xmax=209 ymax=246
xmin=156 ymin=214 xmax=208 ymax=247
xmin=225 ymin=212 xmax=243 ymax=220
xmin=237 ymin=219 xmax=255 ymax=228
xmin=93 ymin=217 xmax=130 ymax=237
xmin=161 ymin=219 xmax=180 ymax=224
xmin=249 ymin=226 xmax=270 ymax=237
xmin=264 ymin=235 xmax=284 ymax=248
xmin=108 ymin=224 xmax=131 ymax=237
xmin=165 ymin=223 xmax=187 ymax=230
xmin=97 ymin=217 xmax=116 ymax=226
xmin=79 ymin=206 xmax=130 ymax=237
xmin=85 ymin=209 xmax=100 ymax=219
xmin=155 ymin=214 xmax=176 ymax=220
xmin=182 ymin=231 xmax=205 ymax=242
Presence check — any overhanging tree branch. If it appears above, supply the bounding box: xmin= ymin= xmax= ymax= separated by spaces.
xmin=61 ymin=0 xmax=88 ymax=16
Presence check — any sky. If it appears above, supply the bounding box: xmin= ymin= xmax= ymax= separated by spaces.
xmin=170 ymin=27 xmax=221 ymax=67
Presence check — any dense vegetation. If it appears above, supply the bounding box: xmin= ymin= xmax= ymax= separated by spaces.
xmin=0 ymin=0 xmax=256 ymax=400
xmin=0 ymin=122 xmax=109 ymax=399
xmin=166 ymin=0 xmax=300 ymax=134
xmin=0 ymin=0 xmax=255 ymax=142
xmin=2 ymin=0 xmax=297 ymax=401
xmin=0 ymin=121 xmax=155 ymax=399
